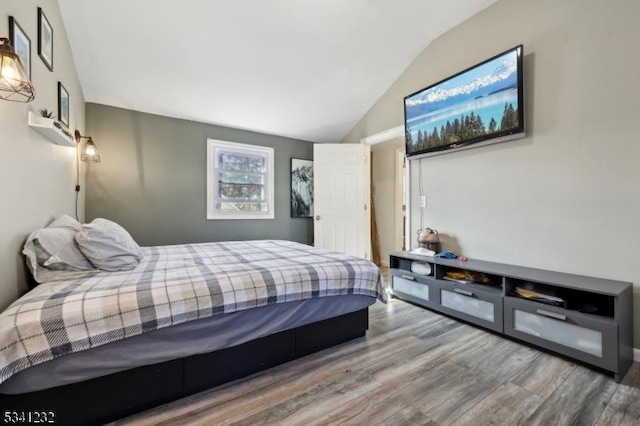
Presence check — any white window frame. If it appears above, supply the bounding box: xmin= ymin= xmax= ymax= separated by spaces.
xmin=207 ymin=139 xmax=275 ymax=220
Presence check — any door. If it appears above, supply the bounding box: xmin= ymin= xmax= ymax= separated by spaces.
xmin=314 ymin=143 xmax=370 ymax=259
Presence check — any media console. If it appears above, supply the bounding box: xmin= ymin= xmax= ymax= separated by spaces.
xmin=389 ymin=252 xmax=634 ymax=382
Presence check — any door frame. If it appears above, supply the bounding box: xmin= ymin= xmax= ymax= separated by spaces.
xmin=395 ymin=145 xmax=406 ymax=252
xmin=361 ymin=126 xmax=411 ymax=256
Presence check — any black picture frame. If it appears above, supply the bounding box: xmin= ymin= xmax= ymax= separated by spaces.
xmin=58 ymin=82 xmax=69 ymax=128
xmin=290 ymin=158 xmax=314 ymax=218
xmin=8 ymin=16 xmax=31 ymax=78
xmin=38 ymin=7 xmax=53 ymax=71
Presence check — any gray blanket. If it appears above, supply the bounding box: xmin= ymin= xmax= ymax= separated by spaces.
xmin=0 ymin=240 xmax=384 ymax=385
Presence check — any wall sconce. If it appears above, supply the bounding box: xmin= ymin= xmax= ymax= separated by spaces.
xmin=74 ymin=130 xmax=101 ymax=162
xmin=0 ymin=37 xmax=35 ymax=102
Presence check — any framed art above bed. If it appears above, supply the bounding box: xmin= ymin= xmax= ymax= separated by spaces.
xmin=8 ymin=16 xmax=31 ymax=79
xmin=38 ymin=7 xmax=54 ymax=71
xmin=57 ymin=82 xmax=69 ymax=127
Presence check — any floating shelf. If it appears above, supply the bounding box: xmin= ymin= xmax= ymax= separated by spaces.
xmin=27 ymin=111 xmax=75 ymax=147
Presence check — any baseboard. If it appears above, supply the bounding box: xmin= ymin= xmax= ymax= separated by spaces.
xmin=380 ymin=260 xmax=389 ymax=267
xmin=634 ymin=347 xmax=640 ymax=362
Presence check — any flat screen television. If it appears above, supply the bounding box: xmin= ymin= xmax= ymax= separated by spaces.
xmin=404 ymin=45 xmax=524 ymax=159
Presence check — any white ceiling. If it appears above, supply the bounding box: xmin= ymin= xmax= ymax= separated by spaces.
xmin=58 ymin=0 xmax=497 ymax=143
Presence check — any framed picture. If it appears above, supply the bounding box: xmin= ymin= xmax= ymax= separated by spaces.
xmin=8 ymin=16 xmax=30 ymax=78
xmin=58 ymin=82 xmax=69 ymax=127
xmin=291 ymin=158 xmax=314 ymax=218
xmin=38 ymin=8 xmax=53 ymax=71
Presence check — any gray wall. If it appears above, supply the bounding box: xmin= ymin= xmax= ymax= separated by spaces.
xmin=85 ymin=103 xmax=313 ymax=246
xmin=0 ymin=0 xmax=85 ymax=310
xmin=344 ymin=0 xmax=640 ymax=346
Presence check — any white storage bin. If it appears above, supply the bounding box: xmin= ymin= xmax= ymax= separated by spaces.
xmin=392 ymin=276 xmax=429 ymax=301
xmin=441 ymin=289 xmax=494 ymax=322
xmin=514 ymin=309 xmax=603 ymax=357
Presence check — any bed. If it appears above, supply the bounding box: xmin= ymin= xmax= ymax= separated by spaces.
xmin=0 ymin=236 xmax=384 ymax=425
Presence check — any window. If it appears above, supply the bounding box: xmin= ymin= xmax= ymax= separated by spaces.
xmin=207 ymin=139 xmax=274 ymax=219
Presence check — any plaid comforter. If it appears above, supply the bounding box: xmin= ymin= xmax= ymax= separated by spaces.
xmin=0 ymin=240 xmax=384 ymax=385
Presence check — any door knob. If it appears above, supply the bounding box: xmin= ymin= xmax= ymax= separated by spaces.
xmin=315 ymin=215 xmax=321 ymax=221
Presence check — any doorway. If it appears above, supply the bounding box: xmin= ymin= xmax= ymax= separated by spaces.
xmin=369 ymin=137 xmax=406 ymax=266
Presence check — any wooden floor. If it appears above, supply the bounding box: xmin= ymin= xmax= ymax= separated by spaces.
xmin=114 ymin=272 xmax=640 ymax=425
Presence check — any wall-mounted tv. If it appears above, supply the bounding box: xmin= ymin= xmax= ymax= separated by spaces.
xmin=404 ymin=45 xmax=524 ymax=159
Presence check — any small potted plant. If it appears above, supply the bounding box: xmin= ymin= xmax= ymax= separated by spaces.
xmin=32 ymin=108 xmax=56 ymax=127
xmin=39 ymin=108 xmax=55 ymax=119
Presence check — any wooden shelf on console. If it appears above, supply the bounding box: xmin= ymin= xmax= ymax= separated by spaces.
xmin=27 ymin=111 xmax=75 ymax=147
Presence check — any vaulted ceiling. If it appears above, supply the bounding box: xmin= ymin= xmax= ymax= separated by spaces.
xmin=59 ymin=0 xmax=497 ymax=143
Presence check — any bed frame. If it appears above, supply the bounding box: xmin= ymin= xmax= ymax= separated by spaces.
xmin=2 ymin=308 xmax=369 ymax=426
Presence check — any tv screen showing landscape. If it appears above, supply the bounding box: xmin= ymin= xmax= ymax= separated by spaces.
xmin=404 ymin=45 xmax=524 ymax=158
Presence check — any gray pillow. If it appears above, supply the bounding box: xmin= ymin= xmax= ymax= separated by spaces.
xmin=75 ymin=218 xmax=144 ymax=271
xmin=23 ymin=214 xmax=96 ymax=283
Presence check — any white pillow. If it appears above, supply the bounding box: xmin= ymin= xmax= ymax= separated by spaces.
xmin=23 ymin=214 xmax=96 ymax=283
xmin=47 ymin=214 xmax=83 ymax=232
xmin=75 ymin=218 xmax=144 ymax=271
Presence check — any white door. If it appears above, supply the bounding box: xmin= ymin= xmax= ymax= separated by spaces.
xmin=313 ymin=143 xmax=370 ymax=259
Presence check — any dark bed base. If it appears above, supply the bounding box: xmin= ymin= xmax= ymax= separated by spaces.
xmin=1 ymin=308 xmax=368 ymax=426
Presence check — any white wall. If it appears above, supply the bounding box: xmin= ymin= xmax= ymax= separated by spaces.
xmin=344 ymin=0 xmax=640 ymax=345
xmin=0 ymin=0 xmax=85 ymax=310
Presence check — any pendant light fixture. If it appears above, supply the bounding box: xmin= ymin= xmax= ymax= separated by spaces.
xmin=0 ymin=37 xmax=35 ymax=102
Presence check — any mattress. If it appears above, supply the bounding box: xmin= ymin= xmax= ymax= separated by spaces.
xmin=0 ymin=240 xmax=384 ymax=389
xmin=0 ymin=294 xmax=376 ymax=394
